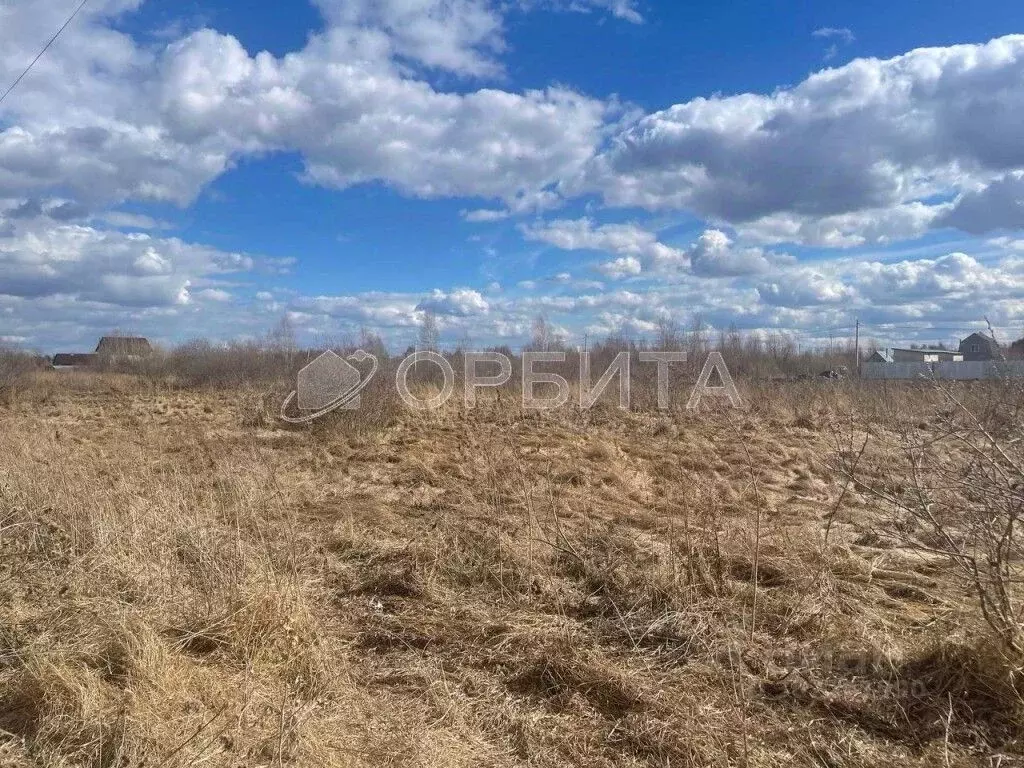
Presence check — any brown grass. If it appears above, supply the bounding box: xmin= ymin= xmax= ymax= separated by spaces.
xmin=0 ymin=373 xmax=1021 ymax=766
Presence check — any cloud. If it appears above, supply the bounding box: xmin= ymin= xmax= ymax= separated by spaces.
xmin=0 ymin=220 xmax=253 ymax=309
xmin=1 ymin=198 xmax=90 ymax=225
xmin=196 ymin=288 xmax=232 ymax=302
xmin=752 ymin=249 xmax=1024 ymax=317
xmin=596 ymin=255 xmax=642 ymax=278
xmin=989 ymin=236 xmax=1024 ymax=252
xmin=594 ymin=0 xmax=644 ymax=23
xmin=163 ymin=29 xmax=609 ymax=206
xmin=524 ymin=219 xmax=791 ymax=278
xmin=0 ymin=2 xmax=251 ymax=208
xmin=313 ymin=0 xmax=505 ymax=78
xmin=812 ymin=27 xmax=855 ymax=44
xmin=3 ymin=8 xmax=1024 ymax=351
xmin=813 ymin=28 xmax=855 ymax=61
xmin=311 ymin=0 xmax=646 ymax=77
xmin=756 ymin=271 xmax=854 ymax=307
xmin=293 ymin=292 xmax=422 ymax=328
xmin=845 ymin=251 xmax=1021 ymax=304
xmin=8 ymin=6 xmax=1024 ymax=244
xmin=97 ymin=211 xmax=173 ymax=230
xmin=579 ymin=35 xmax=1024 ymax=236
xmin=5 ymin=238 xmax=1022 ymax=352
xmin=462 ymin=208 xmax=511 ymax=222
xmin=938 ymin=172 xmax=1024 ymax=233
xmin=132 ymin=247 xmax=172 ymax=276
xmin=0 ymin=3 xmax=612 ymax=214
xmin=522 ymin=217 xmax=687 ymax=275
xmin=537 ymin=0 xmax=644 ymax=23
xmin=738 ymin=202 xmax=948 ymax=247
xmin=688 ymin=229 xmax=775 ymax=276
xmin=416 ymin=288 xmax=490 ymax=316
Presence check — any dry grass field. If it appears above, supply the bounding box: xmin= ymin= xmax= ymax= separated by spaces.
xmin=1 ymin=370 xmax=1022 ymax=766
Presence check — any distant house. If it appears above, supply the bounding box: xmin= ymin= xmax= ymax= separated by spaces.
xmin=958 ymin=332 xmax=1000 ymax=362
xmin=95 ymin=336 xmax=152 ymax=359
xmin=866 ymin=350 xmax=893 ymax=363
xmin=891 ymin=347 xmax=962 ymax=363
xmin=1011 ymin=337 xmax=1024 ymax=359
xmin=51 ymin=337 xmax=152 ymax=369
xmin=52 ymin=353 xmax=97 ymax=368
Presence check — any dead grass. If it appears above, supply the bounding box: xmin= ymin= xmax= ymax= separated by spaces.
xmin=0 ymin=372 xmax=1021 ymax=766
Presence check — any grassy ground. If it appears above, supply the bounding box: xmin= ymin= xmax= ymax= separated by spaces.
xmin=0 ymin=372 xmax=1020 ymax=766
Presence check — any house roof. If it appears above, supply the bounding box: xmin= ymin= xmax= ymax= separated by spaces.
xmin=889 ymin=347 xmax=959 ymax=355
xmin=94 ymin=336 xmax=152 ymax=355
xmin=52 ymin=353 xmax=96 ymax=367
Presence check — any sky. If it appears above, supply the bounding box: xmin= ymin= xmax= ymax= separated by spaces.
xmin=1 ymin=0 xmax=1024 ymax=353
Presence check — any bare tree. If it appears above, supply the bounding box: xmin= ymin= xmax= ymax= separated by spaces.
xmin=531 ymin=314 xmax=551 ymax=352
xmin=359 ymin=326 xmax=388 ymax=358
xmin=418 ymin=309 xmax=440 ymax=351
xmin=455 ymin=330 xmax=473 ymax=352
xmin=267 ymin=314 xmax=297 ymax=357
xmin=686 ymin=314 xmax=709 ymax=372
xmin=656 ymin=316 xmax=682 ymax=350
xmin=725 ymin=323 xmax=743 ymax=356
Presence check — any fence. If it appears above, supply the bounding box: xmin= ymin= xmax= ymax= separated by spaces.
xmin=935 ymin=361 xmax=1024 ymax=380
xmin=863 ymin=361 xmax=1024 ymax=380
xmin=862 ymin=362 xmax=933 ymax=380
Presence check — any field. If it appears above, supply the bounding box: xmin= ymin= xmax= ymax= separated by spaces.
xmin=1 ymin=371 xmax=1022 ymax=766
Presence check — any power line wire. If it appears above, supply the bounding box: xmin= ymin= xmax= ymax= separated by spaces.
xmin=0 ymin=0 xmax=90 ymax=108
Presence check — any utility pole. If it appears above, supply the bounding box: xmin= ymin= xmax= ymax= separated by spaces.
xmin=854 ymin=318 xmax=860 ymax=377
xmin=586 ymin=333 xmax=591 ymax=391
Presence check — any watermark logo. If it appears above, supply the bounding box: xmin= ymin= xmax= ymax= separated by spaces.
xmin=281 ymin=349 xmax=740 ymax=423
xmin=280 ymin=349 xmax=378 ymax=424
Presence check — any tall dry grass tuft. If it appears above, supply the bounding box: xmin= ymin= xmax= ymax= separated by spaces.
xmin=0 ymin=401 xmax=471 ymax=766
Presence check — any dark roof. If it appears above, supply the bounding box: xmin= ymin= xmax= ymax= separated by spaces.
xmin=94 ymin=336 xmax=152 ymax=356
xmin=890 ymin=347 xmax=959 ymax=355
xmin=52 ymin=353 xmax=96 ymax=367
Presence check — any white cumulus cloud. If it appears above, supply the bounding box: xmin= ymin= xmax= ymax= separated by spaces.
xmin=580 ymin=35 xmax=1024 ymax=240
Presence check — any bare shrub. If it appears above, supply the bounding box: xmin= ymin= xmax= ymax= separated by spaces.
xmin=0 ymin=349 xmax=42 ymax=405
xmin=141 ymin=339 xmax=302 ymax=389
xmin=836 ymin=377 xmax=1024 ymax=686
xmin=305 ymin=358 xmax=401 ymax=438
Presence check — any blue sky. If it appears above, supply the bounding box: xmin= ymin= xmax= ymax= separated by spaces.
xmin=1 ymin=0 xmax=1024 ymax=352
